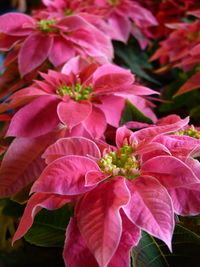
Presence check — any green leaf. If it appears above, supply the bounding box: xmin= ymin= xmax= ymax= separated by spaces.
xmin=114 ymin=41 xmax=160 ymax=85
xmin=1 ymin=198 xmax=25 ymax=217
xmin=120 ymin=99 xmax=153 ymax=125
xmin=132 ymin=224 xmax=200 ymax=267
xmin=24 ymin=204 xmax=73 ymax=247
xmin=190 ymin=105 xmax=200 ymax=119
xmin=0 ymin=240 xmax=65 ymax=267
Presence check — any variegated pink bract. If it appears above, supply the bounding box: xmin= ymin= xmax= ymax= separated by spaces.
xmin=13 ymin=116 xmax=200 ymax=267
xmin=0 ymin=12 xmax=113 ymax=76
xmin=151 ymin=20 xmax=200 ymax=71
xmin=126 ymin=114 xmax=200 ymax=216
xmin=39 ymin=0 xmax=157 ymax=48
xmin=94 ymin=0 xmax=158 ymax=48
xmin=152 ymin=115 xmax=200 ymax=216
xmin=4 ymin=58 xmax=157 ymax=138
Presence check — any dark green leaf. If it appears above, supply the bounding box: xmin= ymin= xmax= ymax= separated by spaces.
xmin=0 ymin=240 xmax=65 ymax=267
xmin=24 ymin=204 xmax=73 ymax=247
xmin=190 ymin=105 xmax=200 ymax=119
xmin=114 ymin=41 xmax=160 ymax=85
xmin=120 ymin=99 xmax=153 ymax=125
xmin=1 ymin=198 xmax=25 ymax=217
xmin=132 ymin=225 xmax=200 ymax=267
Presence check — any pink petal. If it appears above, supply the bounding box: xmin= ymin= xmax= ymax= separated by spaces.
xmin=62 ymin=56 xmax=89 ymax=76
xmin=125 ymin=121 xmax=152 ymax=129
xmin=108 ymin=13 xmax=131 ymax=42
xmin=0 ymin=13 xmax=34 ymax=36
xmin=7 ymin=95 xmax=60 ymax=138
xmin=19 ymin=32 xmax=53 ymax=76
xmin=136 ymin=142 xmax=170 ymax=155
xmin=93 ymin=64 xmax=134 ymax=91
xmin=0 ymin=87 xmax=48 ymax=113
xmin=13 ymin=192 xmax=74 ymax=243
xmin=188 ymin=146 xmax=200 ymax=160
xmin=39 ymin=71 xmax=61 ymax=87
xmin=48 ymin=36 xmax=75 ymax=66
xmin=108 ymin=211 xmax=141 ymax=267
xmin=65 ymin=28 xmax=113 ymax=60
xmin=76 ymin=177 xmax=130 ymax=267
xmin=85 ymin=170 xmax=110 ymax=186
xmin=168 ymin=184 xmax=200 ymax=216
xmin=131 ymin=117 xmax=189 ymax=142
xmin=79 ymin=63 xmax=98 ymax=84
xmin=131 ymin=27 xmax=149 ymax=50
xmin=155 ymin=135 xmax=200 ymax=156
xmin=124 ymin=176 xmax=174 ymax=250
xmin=108 ymin=210 xmax=141 ymax=267
xmin=157 ymin=114 xmax=182 ymax=125
xmin=174 ymin=71 xmax=200 ymax=97
xmin=57 ymin=99 xmax=92 ymax=130
xmin=56 ymin=15 xmax=90 ymax=32
xmin=34 ymin=80 xmax=55 ymax=94
xmin=142 ymin=156 xmax=199 ymax=188
xmin=128 ymin=84 xmax=158 ymax=96
xmin=31 ymin=156 xmax=100 ymax=195
xmin=116 ymin=126 xmax=133 ymax=148
xmin=63 ymin=217 xmax=99 ymax=267
xmin=126 ymin=95 xmax=157 ymax=123
xmin=0 ymin=134 xmax=56 ymax=197
xmin=42 ymin=137 xmax=101 ymax=164
xmin=0 ymin=34 xmax=24 ymax=50
xmin=184 ymin=157 xmax=200 ymax=180
xmin=190 ymin=44 xmax=200 ymax=56
xmin=64 ymin=123 xmax=93 ymax=139
xmin=96 ymin=95 xmax=125 ymax=128
xmin=82 ymin=106 xmax=107 ymax=138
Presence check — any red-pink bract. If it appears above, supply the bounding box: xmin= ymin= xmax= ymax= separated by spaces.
xmin=13 ymin=116 xmax=200 ymax=266
xmin=5 ymin=59 xmax=157 ymax=138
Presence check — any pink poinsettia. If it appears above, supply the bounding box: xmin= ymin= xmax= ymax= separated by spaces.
xmin=152 ymin=117 xmax=200 ymax=216
xmin=126 ymin=114 xmax=200 ymax=216
xmin=150 ymin=20 xmax=200 ymax=71
xmin=3 ymin=59 xmax=157 ymax=138
xmin=40 ymin=0 xmax=106 ymax=17
xmin=139 ymin=0 xmax=198 ymax=39
xmin=13 ymin=116 xmax=200 ymax=267
xmin=38 ymin=0 xmax=156 ymax=47
xmin=0 ymin=12 xmax=113 ymax=76
xmin=94 ymin=0 xmax=158 ymax=48
xmin=36 ymin=0 xmax=113 ymax=41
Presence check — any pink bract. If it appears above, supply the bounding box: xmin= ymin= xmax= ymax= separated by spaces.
xmin=94 ymin=0 xmax=158 ymax=48
xmin=151 ymin=20 xmax=200 ymax=71
xmin=5 ymin=59 xmax=157 ymax=138
xmin=0 ymin=126 xmax=67 ymax=198
xmin=13 ymin=116 xmax=200 ymax=267
xmin=0 ymin=12 xmax=113 ymax=76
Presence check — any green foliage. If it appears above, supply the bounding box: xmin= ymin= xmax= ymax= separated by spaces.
xmin=155 ymin=69 xmax=200 ymax=124
xmin=114 ymin=39 xmax=160 ymax=85
xmin=24 ymin=204 xmax=73 ymax=247
xmin=132 ymin=225 xmax=200 ymax=267
xmin=120 ymin=99 xmax=153 ymax=125
xmin=0 ymin=198 xmax=25 ymax=217
xmin=0 ymin=241 xmax=65 ymax=267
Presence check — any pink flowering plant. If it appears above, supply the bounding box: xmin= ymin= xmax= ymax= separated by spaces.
xmin=11 ymin=116 xmax=200 ymax=266
xmin=0 ymin=11 xmax=113 ymax=76
xmin=0 ymin=57 xmax=157 ymax=138
xmin=0 ymin=1 xmax=200 ymax=266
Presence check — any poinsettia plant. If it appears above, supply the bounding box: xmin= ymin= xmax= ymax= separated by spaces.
xmin=0 ymin=0 xmax=199 ymax=266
